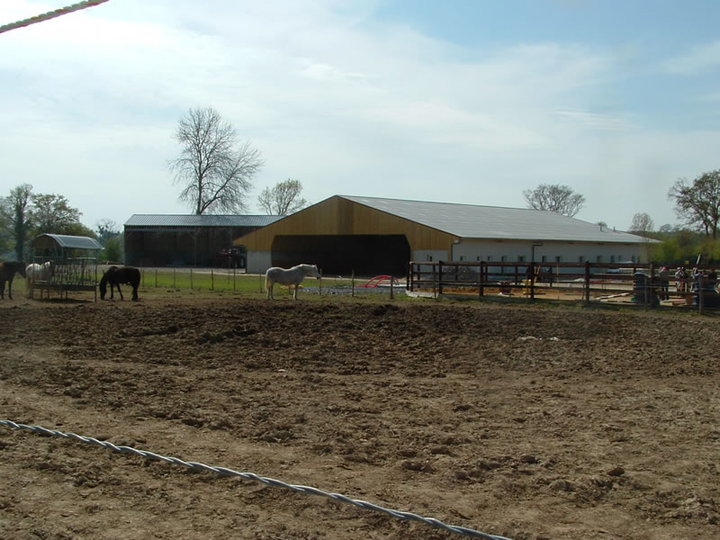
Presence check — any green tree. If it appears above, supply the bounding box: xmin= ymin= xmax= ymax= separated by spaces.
xmin=169 ymin=107 xmax=263 ymax=214
xmin=258 ymin=179 xmax=308 ymax=215
xmin=523 ymin=184 xmax=585 ymax=217
xmin=31 ymin=193 xmax=82 ymax=235
xmin=0 ymin=183 xmax=34 ymax=261
xmin=668 ymin=170 xmax=720 ymax=239
xmin=102 ymin=236 xmax=123 ymax=263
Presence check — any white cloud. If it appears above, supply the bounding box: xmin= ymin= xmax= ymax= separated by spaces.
xmin=663 ymin=40 xmax=720 ymax=74
xmin=0 ymin=0 xmax=708 ymax=231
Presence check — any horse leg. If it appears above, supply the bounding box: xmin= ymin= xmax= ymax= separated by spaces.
xmin=117 ymin=284 xmax=124 ymax=301
xmin=0 ymin=279 xmax=5 ymax=299
xmin=293 ymin=284 xmax=299 ymax=300
xmin=7 ymin=277 xmax=12 ymax=299
xmin=132 ymin=285 xmax=138 ymax=301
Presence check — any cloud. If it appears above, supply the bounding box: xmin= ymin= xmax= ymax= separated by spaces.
xmin=663 ymin=40 xmax=720 ymax=74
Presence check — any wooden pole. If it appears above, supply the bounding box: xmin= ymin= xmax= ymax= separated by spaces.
xmin=352 ymin=269 xmax=355 ymax=297
xmin=190 ymin=267 xmax=193 ymax=290
xmin=699 ymin=275 xmax=705 ymax=315
xmin=390 ymin=275 xmax=394 ymax=300
xmin=211 ymin=269 xmax=214 ymax=291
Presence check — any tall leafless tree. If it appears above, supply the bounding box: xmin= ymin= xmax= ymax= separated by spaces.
xmin=169 ymin=107 xmax=263 ymax=215
xmin=258 ymin=179 xmax=308 ymax=215
xmin=523 ymin=184 xmax=585 ymax=217
xmin=628 ymin=213 xmax=655 ymax=236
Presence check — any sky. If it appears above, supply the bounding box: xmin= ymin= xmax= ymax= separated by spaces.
xmin=2 ymin=0 xmax=720 ymax=233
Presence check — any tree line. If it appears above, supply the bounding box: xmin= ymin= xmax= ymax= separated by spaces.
xmin=5 ymin=104 xmax=720 ymax=267
xmin=523 ymin=170 xmax=720 ymax=264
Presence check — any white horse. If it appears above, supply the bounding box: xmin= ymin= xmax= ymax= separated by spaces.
xmin=265 ymin=264 xmax=320 ymax=300
xmin=26 ymin=261 xmax=53 ymax=299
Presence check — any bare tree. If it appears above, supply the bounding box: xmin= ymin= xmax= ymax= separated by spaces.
xmin=169 ymin=107 xmax=263 ymax=215
xmin=628 ymin=213 xmax=655 ymax=236
xmin=523 ymin=184 xmax=585 ymax=217
xmin=0 ymin=183 xmax=34 ymax=260
xmin=668 ymin=170 xmax=720 ymax=239
xmin=258 ymin=179 xmax=308 ymax=215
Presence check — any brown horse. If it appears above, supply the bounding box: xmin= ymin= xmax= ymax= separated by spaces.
xmin=100 ymin=266 xmax=140 ymax=301
xmin=0 ymin=261 xmax=27 ymax=299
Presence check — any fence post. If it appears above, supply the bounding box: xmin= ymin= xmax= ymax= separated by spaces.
xmin=211 ymin=269 xmax=214 ymax=291
xmin=699 ymin=275 xmax=705 ymax=315
xmin=438 ymin=261 xmax=444 ymax=295
xmin=648 ymin=263 xmax=655 ymax=308
xmin=479 ymin=262 xmax=484 ymax=298
xmin=530 ymin=262 xmax=536 ymax=300
xmin=390 ymin=275 xmax=394 ymax=300
xmin=584 ymin=261 xmax=590 ymax=303
xmin=319 ymin=269 xmax=322 ymax=296
xmin=352 ymin=269 xmax=355 ymax=297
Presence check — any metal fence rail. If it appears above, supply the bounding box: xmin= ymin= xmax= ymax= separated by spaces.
xmin=1 ymin=419 xmax=512 ymax=540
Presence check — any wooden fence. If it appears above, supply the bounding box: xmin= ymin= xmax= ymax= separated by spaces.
xmin=408 ymin=261 xmax=720 ymax=312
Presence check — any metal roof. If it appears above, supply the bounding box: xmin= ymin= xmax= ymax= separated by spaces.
xmin=340 ymin=195 xmax=649 ymax=244
xmin=124 ymin=214 xmax=282 ymax=228
xmin=33 ymin=233 xmax=103 ymax=250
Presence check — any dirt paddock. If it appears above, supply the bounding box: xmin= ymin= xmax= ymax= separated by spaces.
xmin=1 ymin=294 xmax=719 ymax=539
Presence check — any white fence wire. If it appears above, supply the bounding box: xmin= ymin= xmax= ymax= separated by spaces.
xmin=1 ymin=419 xmax=512 ymax=540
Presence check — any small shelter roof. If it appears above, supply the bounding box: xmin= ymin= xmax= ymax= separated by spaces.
xmin=33 ymin=233 xmax=103 ymax=251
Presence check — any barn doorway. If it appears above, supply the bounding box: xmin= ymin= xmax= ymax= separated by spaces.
xmin=271 ymin=235 xmax=410 ymax=277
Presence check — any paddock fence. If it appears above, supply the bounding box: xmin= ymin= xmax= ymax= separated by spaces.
xmin=408 ymin=261 xmax=720 ymax=312
xmin=0 ymin=419 xmax=510 ymax=540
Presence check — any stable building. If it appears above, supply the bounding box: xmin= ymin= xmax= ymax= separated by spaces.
xmin=124 ymin=214 xmax=281 ymax=267
xmin=234 ymin=195 xmax=651 ymax=276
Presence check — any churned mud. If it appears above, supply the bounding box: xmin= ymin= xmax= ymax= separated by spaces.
xmin=1 ymin=294 xmax=719 ymax=539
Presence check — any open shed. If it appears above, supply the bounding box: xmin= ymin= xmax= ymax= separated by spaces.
xmin=31 ymin=233 xmax=103 ymax=300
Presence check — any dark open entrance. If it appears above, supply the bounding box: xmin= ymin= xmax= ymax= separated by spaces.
xmin=272 ymin=235 xmax=410 ymax=277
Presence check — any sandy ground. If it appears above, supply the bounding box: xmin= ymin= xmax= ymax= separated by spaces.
xmin=1 ymin=292 xmax=719 ymax=540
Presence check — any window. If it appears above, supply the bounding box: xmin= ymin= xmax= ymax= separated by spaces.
xmin=610 ymin=256 xmax=616 ymax=263
xmin=487 ymin=255 xmax=492 ymax=261
xmin=596 ymin=255 xmax=603 ymax=263
xmin=631 ymin=255 xmax=636 ymax=263
xmin=541 ymin=255 xmax=547 ymax=263
xmin=578 ymin=256 xmax=584 ymax=263
xmin=476 ymin=255 xmax=481 ymax=262
xmin=518 ymin=255 xmax=525 ymax=262
xmin=555 ymin=256 xmax=562 ymax=263
xmin=427 ymin=254 xmax=433 ymax=261
xmin=501 ymin=255 xmax=508 ymax=262
xmin=459 ymin=255 xmax=465 ymax=262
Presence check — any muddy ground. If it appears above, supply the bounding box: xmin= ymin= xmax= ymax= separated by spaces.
xmin=1 ymin=292 xmax=719 ymax=540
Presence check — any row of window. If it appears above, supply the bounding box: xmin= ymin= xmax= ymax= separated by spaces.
xmin=431 ymin=255 xmax=639 ymax=263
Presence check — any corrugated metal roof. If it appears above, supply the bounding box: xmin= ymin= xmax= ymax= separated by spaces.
xmin=124 ymin=214 xmax=282 ymax=228
xmin=341 ymin=195 xmax=649 ymax=244
xmin=34 ymin=233 xmax=103 ymax=250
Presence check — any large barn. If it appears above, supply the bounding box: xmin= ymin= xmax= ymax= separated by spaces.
xmin=124 ymin=214 xmax=281 ymax=267
xmin=234 ymin=195 xmax=651 ymax=276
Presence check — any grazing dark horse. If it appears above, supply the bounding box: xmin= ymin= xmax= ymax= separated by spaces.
xmin=100 ymin=266 xmax=140 ymax=301
xmin=0 ymin=261 xmax=26 ymax=299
